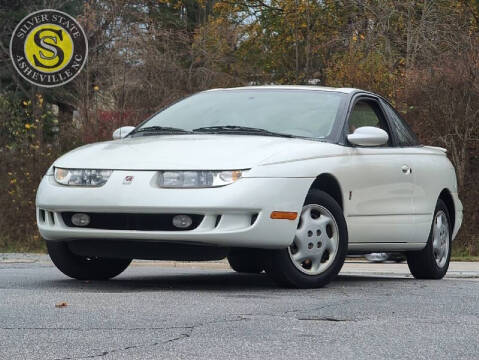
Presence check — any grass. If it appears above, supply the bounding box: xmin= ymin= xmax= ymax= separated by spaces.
xmin=451 ymin=245 xmax=479 ymax=261
xmin=0 ymin=245 xmax=46 ymax=253
xmin=451 ymin=256 xmax=479 ymax=262
xmin=0 ymin=237 xmax=46 ymax=253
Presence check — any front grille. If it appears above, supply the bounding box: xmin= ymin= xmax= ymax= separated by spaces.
xmin=61 ymin=212 xmax=203 ymax=231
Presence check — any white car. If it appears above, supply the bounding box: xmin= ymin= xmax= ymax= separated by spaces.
xmin=36 ymin=86 xmax=463 ymax=288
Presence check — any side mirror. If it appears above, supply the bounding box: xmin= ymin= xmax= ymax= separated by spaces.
xmin=347 ymin=126 xmax=389 ymax=147
xmin=113 ymin=126 xmax=135 ymax=140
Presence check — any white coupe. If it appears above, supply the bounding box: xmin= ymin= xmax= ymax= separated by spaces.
xmin=36 ymin=86 xmax=463 ymax=288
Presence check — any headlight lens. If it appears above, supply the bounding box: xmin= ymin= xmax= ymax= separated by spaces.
xmin=158 ymin=170 xmax=243 ymax=188
xmin=54 ymin=168 xmax=113 ymax=186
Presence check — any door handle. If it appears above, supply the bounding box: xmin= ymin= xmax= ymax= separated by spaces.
xmin=401 ymin=165 xmax=412 ymax=174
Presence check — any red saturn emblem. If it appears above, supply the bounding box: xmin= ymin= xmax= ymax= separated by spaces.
xmin=123 ymin=176 xmax=134 ymax=184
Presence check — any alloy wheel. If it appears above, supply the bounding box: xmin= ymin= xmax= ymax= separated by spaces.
xmin=432 ymin=210 xmax=450 ymax=268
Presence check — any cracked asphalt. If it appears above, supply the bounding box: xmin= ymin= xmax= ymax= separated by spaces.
xmin=1 ymin=255 xmax=479 ymax=360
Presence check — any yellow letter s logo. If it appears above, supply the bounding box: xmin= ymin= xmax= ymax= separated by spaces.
xmin=25 ymin=24 xmax=73 ymax=73
xmin=32 ymin=28 xmax=65 ymax=69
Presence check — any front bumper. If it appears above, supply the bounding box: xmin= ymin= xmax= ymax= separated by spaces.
xmin=36 ymin=171 xmax=312 ymax=249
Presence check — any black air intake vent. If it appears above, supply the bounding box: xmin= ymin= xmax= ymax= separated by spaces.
xmin=61 ymin=212 xmax=203 ymax=231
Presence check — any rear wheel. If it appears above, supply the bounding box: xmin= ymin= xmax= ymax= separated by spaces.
xmin=227 ymin=249 xmax=264 ymax=274
xmin=47 ymin=241 xmax=131 ymax=280
xmin=407 ymin=199 xmax=451 ymax=279
xmin=266 ymin=190 xmax=348 ymax=288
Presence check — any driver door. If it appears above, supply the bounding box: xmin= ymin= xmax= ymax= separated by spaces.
xmin=342 ymin=96 xmax=415 ymax=244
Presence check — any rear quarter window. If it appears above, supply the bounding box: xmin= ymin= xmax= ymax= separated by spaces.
xmin=381 ymin=100 xmax=419 ymax=147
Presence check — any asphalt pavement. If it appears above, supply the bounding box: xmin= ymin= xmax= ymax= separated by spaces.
xmin=1 ymin=254 xmax=478 ymax=360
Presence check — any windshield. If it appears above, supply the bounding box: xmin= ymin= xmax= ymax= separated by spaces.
xmin=135 ymin=89 xmax=345 ymax=139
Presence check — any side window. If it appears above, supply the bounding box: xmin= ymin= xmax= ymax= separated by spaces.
xmin=348 ymin=99 xmax=392 ymax=145
xmin=381 ymin=101 xmax=419 ymax=147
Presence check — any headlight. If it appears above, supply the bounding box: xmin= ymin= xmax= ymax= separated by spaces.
xmin=54 ymin=168 xmax=113 ymax=186
xmin=158 ymin=170 xmax=243 ymax=188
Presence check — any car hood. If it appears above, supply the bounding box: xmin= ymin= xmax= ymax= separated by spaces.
xmin=54 ymin=134 xmax=340 ymax=170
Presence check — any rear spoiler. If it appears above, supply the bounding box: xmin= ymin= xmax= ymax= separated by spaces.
xmin=424 ymin=145 xmax=447 ymax=153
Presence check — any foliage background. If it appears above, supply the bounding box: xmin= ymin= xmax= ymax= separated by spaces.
xmin=0 ymin=0 xmax=477 ymax=254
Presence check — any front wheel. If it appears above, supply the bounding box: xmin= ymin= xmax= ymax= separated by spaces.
xmin=266 ymin=190 xmax=348 ymax=288
xmin=406 ymin=199 xmax=451 ymax=279
xmin=47 ymin=241 xmax=132 ymax=280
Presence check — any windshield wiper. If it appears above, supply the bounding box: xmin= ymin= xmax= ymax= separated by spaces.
xmin=130 ymin=126 xmax=193 ymax=136
xmin=192 ymin=125 xmax=295 ymax=138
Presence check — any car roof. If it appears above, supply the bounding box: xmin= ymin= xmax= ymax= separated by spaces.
xmin=206 ymin=85 xmax=366 ymax=94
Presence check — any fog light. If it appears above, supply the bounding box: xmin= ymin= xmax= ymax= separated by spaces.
xmin=172 ymin=214 xmax=193 ymax=229
xmin=71 ymin=213 xmax=90 ymax=227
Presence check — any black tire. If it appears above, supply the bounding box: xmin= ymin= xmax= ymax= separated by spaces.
xmin=227 ymin=249 xmax=264 ymax=274
xmin=265 ymin=190 xmax=348 ymax=288
xmin=46 ymin=241 xmax=132 ymax=280
xmin=407 ymin=199 xmax=451 ymax=279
